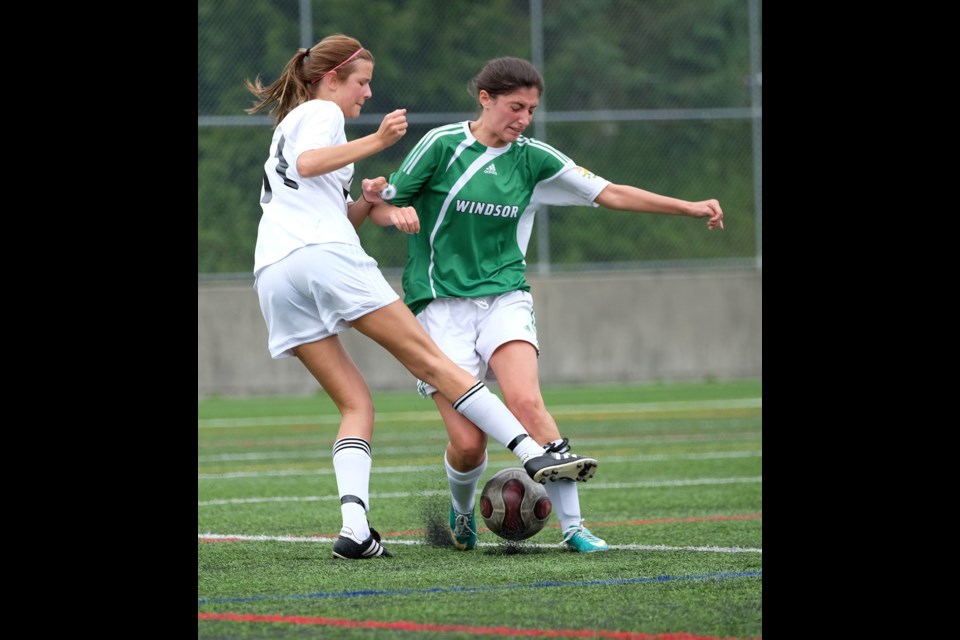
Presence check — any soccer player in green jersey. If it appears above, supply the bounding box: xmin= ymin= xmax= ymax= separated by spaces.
xmin=246 ymin=41 xmax=599 ymax=561
xmin=370 ymin=57 xmax=724 ymax=553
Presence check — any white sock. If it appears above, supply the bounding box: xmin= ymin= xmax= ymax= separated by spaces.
xmin=332 ymin=437 xmax=372 ymax=540
xmin=452 ymin=382 xmax=544 ymax=463
xmin=542 ymin=479 xmax=582 ymax=532
xmin=445 ymin=451 xmax=487 ymax=514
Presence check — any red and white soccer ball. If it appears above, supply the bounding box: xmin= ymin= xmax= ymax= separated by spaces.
xmin=479 ymin=467 xmax=553 ymax=541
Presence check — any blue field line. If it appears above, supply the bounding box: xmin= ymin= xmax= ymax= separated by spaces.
xmin=198 ymin=570 xmax=761 ymax=605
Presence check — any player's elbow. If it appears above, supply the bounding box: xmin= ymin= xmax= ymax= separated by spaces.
xmin=596 ymin=184 xmax=624 ymax=210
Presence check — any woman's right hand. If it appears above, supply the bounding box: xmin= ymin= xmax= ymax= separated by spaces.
xmin=378 ymin=108 xmax=408 ymax=148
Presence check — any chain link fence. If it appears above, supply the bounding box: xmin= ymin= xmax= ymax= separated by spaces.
xmin=199 ymin=0 xmax=762 ymax=280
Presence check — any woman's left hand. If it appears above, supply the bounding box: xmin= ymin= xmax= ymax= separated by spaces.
xmin=386 ymin=206 xmax=420 ymax=234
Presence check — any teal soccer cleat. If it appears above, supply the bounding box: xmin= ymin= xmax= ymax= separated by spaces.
xmin=449 ymin=505 xmax=478 ymax=550
xmin=561 ymin=522 xmax=609 ymax=553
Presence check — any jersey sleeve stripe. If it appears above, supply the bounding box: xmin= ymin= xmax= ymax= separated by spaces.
xmin=526 ymin=138 xmax=574 ymax=165
xmin=399 ymin=123 xmax=464 ymax=175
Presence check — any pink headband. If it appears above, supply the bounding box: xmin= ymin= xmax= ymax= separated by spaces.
xmin=311 ymin=47 xmax=365 ymax=84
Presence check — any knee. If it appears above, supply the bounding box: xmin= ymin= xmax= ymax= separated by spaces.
xmin=507 ymin=395 xmax=548 ymax=428
xmin=340 ymin=399 xmax=376 ymax=426
xmin=449 ymin=433 xmax=488 ymax=467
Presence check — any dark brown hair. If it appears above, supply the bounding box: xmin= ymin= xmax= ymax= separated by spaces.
xmin=468 ymin=57 xmax=544 ymax=104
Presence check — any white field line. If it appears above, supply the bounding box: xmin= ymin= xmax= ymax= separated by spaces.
xmin=198 ymin=476 xmax=761 ymax=506
xmin=198 ymin=450 xmax=760 ymax=480
xmin=198 ymin=398 xmax=762 ymax=429
xmin=199 ymin=425 xmax=757 ymax=452
xmin=196 ymin=533 xmax=760 ymax=554
xmin=199 ymin=433 xmax=760 ymax=463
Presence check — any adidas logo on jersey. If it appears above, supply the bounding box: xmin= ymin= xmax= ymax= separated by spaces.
xmin=484 ymin=163 xmax=498 ymax=175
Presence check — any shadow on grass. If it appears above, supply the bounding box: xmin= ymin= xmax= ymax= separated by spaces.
xmin=419 ymin=489 xmax=553 ymax=555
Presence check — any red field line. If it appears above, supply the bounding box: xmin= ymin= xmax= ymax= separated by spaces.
xmin=198 ymin=612 xmax=760 ymax=640
xmin=379 ymin=513 xmax=762 ymax=538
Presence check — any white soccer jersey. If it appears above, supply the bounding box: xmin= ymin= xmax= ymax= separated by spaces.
xmin=253 ymin=99 xmax=361 ymax=276
xmin=388 ymin=122 xmax=611 ymax=316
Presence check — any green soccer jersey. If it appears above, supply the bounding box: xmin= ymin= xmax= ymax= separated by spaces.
xmin=390 ymin=122 xmax=610 ymax=316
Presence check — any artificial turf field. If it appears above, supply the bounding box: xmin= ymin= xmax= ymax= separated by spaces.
xmin=199 ymin=379 xmax=762 ymax=639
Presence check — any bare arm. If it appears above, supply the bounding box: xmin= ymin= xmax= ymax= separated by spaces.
xmin=346 ymin=177 xmax=420 ymax=233
xmin=367 ymin=202 xmax=420 ymax=234
xmin=595 ymin=183 xmax=724 ymax=230
xmin=346 ymin=197 xmax=375 ymax=230
xmin=296 ymin=108 xmax=408 ymax=178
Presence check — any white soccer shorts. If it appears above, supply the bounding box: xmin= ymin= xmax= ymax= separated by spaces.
xmin=254 ymin=243 xmax=400 ymax=359
xmin=415 ymin=290 xmax=539 ymax=397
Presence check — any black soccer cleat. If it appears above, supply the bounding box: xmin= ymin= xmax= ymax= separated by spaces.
xmin=332 ymin=527 xmax=392 ymax=560
xmin=523 ymin=451 xmax=598 ymax=484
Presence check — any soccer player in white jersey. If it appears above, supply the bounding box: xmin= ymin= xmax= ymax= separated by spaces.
xmin=244 ymin=40 xmax=599 ymax=561
xmin=371 ymin=57 xmax=724 ymax=553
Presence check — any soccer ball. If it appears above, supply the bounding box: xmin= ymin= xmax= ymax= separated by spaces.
xmin=479 ymin=467 xmax=553 ymax=541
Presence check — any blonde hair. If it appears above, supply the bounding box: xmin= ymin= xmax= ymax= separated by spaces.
xmin=244 ymin=34 xmax=374 ymax=126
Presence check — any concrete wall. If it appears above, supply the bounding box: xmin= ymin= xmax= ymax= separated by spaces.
xmin=198 ymin=269 xmax=761 ymax=398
